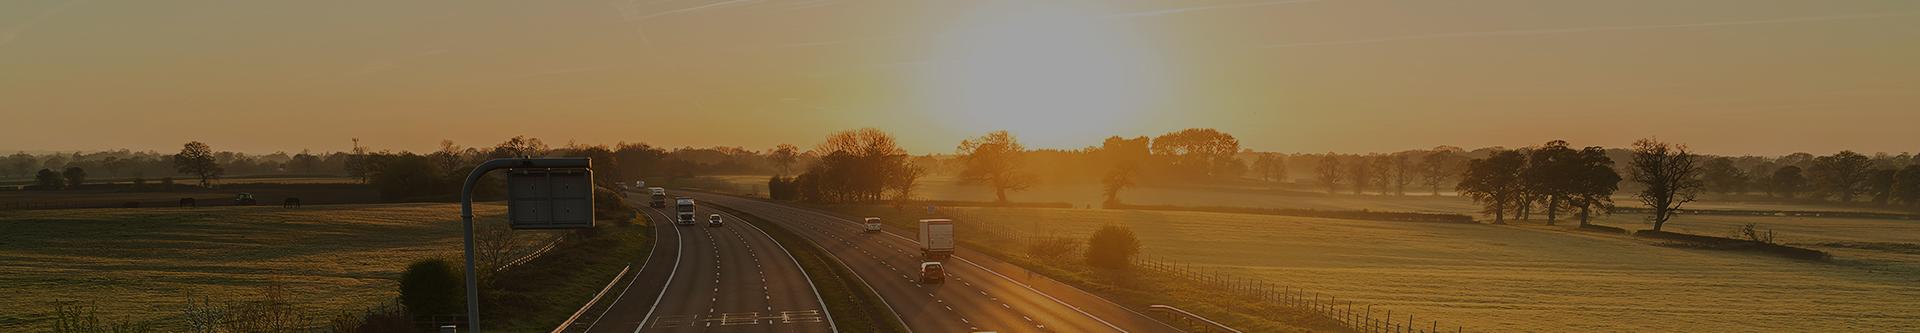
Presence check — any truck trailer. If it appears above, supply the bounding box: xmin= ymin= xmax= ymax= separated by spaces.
xmin=918 ymin=219 xmax=954 ymax=260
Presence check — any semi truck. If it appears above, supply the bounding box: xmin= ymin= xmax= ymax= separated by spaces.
xmin=918 ymin=219 xmax=954 ymax=260
xmin=675 ymin=197 xmax=696 ymax=225
xmin=648 ymin=187 xmax=667 ymax=208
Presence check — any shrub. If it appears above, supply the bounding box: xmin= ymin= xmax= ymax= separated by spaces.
xmin=1085 ymin=224 xmax=1141 ymax=269
xmin=399 ymin=259 xmax=466 ymax=316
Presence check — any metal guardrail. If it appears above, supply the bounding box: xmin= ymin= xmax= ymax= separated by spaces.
xmin=1147 ymin=304 xmax=1244 ymax=333
xmin=550 ymin=264 xmax=631 ymax=333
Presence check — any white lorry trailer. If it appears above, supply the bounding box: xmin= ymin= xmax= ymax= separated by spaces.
xmin=918 ymin=219 xmax=954 ymax=260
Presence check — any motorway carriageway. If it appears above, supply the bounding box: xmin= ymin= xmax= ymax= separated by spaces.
xmin=687 ymin=192 xmax=1183 ymax=333
xmin=581 ymin=192 xmax=833 ymax=333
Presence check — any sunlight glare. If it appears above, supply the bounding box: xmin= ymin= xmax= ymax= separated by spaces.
xmin=920 ymin=1 xmax=1168 ymax=149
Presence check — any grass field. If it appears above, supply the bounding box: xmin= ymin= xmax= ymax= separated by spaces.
xmin=0 ymin=203 xmax=553 ymax=330
xmin=822 ymin=205 xmax=1920 ymax=332
xmin=703 ymin=174 xmax=1914 ymax=215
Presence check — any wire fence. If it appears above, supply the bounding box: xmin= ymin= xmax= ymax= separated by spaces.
xmin=1132 ymin=254 xmax=1469 ymax=333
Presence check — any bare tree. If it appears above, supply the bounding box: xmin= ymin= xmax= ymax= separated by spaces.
xmin=1630 ymin=138 xmax=1704 ymax=231
xmin=1419 ymin=148 xmax=1464 ymax=195
xmin=173 ymin=141 xmax=223 ymax=188
xmin=1316 ymin=153 xmax=1344 ymax=194
xmin=1102 ymin=162 xmax=1139 ymax=206
xmin=769 ymin=144 xmax=800 ymax=176
xmin=957 ymin=130 xmax=1035 ymax=203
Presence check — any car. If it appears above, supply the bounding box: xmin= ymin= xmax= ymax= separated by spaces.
xmin=863 ymin=217 xmax=883 ymax=233
xmin=708 ymin=213 xmax=724 ymax=227
xmin=918 ymin=261 xmax=945 ymax=284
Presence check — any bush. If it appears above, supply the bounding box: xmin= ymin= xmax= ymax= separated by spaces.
xmin=1085 ymin=224 xmax=1141 ymax=269
xmin=399 ymin=259 xmax=466 ymax=316
xmin=593 ymin=185 xmax=631 ymax=221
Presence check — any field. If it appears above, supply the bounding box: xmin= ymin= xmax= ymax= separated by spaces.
xmin=825 ymin=205 xmax=1920 ymax=332
xmin=0 ymin=203 xmax=548 ymax=330
xmin=702 ymin=174 xmax=1913 ymax=215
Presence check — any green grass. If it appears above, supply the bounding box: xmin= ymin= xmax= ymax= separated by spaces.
xmin=0 ymin=203 xmax=560 ymax=331
xmin=706 ymin=204 xmax=909 ymax=333
xmin=815 ymin=204 xmax=1920 ymax=332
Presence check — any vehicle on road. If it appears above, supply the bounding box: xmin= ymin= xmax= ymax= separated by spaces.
xmin=648 ymin=187 xmax=667 ymax=208
xmin=919 ymin=219 xmax=954 ymax=260
xmin=708 ymin=213 xmax=724 ymax=227
xmin=675 ymin=197 xmax=696 ymax=225
xmin=634 ymin=180 xmax=646 ymax=189
xmin=233 ymin=193 xmax=258 ymax=206
xmin=863 ymin=217 xmax=883 ymax=233
xmin=919 ymin=261 xmax=945 ymax=284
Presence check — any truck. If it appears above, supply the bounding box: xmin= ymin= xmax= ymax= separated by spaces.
xmin=648 ymin=187 xmax=667 ymax=208
xmin=918 ymin=219 xmax=954 ymax=260
xmin=674 ymin=197 xmax=696 ymax=225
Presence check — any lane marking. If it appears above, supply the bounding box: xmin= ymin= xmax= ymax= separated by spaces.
xmin=699 ymin=196 xmax=913 ymax=333
xmin=633 ymin=206 xmax=686 ymax=332
xmin=583 ymin=198 xmax=668 ymax=331
xmin=718 ymin=209 xmax=841 ymax=333
xmin=764 ymin=199 xmax=1138 ymax=332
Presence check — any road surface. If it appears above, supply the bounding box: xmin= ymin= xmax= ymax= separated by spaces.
xmin=581 ymin=193 xmax=834 ymax=333
xmin=687 ymin=192 xmax=1183 ymax=333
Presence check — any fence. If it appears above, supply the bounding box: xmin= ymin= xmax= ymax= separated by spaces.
xmin=1132 ymin=254 xmax=1468 ymax=333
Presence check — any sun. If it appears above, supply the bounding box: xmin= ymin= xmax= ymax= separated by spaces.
xmin=918 ymin=1 xmax=1168 ymax=149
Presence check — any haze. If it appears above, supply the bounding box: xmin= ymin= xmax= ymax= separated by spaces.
xmin=3 ymin=0 xmax=1917 ymax=155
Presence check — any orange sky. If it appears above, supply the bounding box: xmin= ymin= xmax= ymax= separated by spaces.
xmin=2 ymin=0 xmax=1917 ymax=155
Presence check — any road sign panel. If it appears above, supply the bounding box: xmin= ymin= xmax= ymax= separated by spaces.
xmin=506 ymin=167 xmax=595 ymax=229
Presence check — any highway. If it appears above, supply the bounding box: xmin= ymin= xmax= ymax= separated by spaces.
xmin=582 ymin=192 xmax=833 ymax=333
xmin=686 ymin=192 xmax=1184 ymax=333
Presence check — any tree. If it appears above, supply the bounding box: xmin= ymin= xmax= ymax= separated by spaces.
xmin=173 ymin=141 xmax=223 ymax=188
xmin=1629 ymin=139 xmax=1704 ymax=232
xmin=1149 ymin=128 xmax=1242 ymax=180
xmin=796 ymin=128 xmax=914 ymax=203
xmin=1567 ymin=147 xmax=1621 ymax=227
xmin=290 ymin=150 xmax=322 ymax=174
xmin=1418 ymin=147 xmax=1464 ymax=195
xmin=888 ymin=161 xmax=927 ymax=206
xmin=1770 ymin=166 xmax=1808 ymax=198
xmin=769 ymin=144 xmax=800 ymax=176
xmin=1701 ymin=157 xmax=1749 ymax=197
xmin=1458 ymin=150 xmax=1526 ymax=224
xmin=1892 ymin=165 xmax=1920 ymax=209
xmin=62 ymin=167 xmax=86 ymax=188
xmin=8 ymin=152 xmax=43 ymax=179
xmin=1808 ymin=151 xmax=1872 ymax=202
xmin=34 ymin=169 xmax=64 ymax=190
xmin=1391 ymin=153 xmax=1413 ymax=195
xmin=1102 ymin=162 xmax=1139 ymax=206
xmin=1348 ymin=155 xmax=1374 ymax=195
xmin=1084 ymin=224 xmax=1141 ymax=269
xmin=1522 ymin=140 xmax=1579 ymax=225
xmin=1316 ymin=153 xmax=1344 ymax=194
xmin=398 ymin=259 xmax=464 ymax=316
xmin=1368 ymin=155 xmax=1394 ymax=195
xmin=1252 ymin=153 xmax=1288 ymax=183
xmin=957 ymin=131 xmax=1035 ymax=203
xmin=1867 ymin=169 xmax=1897 ymax=206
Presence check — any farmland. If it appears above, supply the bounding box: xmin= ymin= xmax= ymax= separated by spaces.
xmin=0 ymin=203 xmax=545 ymax=330
xmin=703 ymin=174 xmax=1913 ymax=215
xmin=823 ymin=204 xmax=1920 ymax=332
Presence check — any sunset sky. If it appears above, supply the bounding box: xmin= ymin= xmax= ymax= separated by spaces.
xmin=2 ymin=0 xmax=1917 ymax=155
